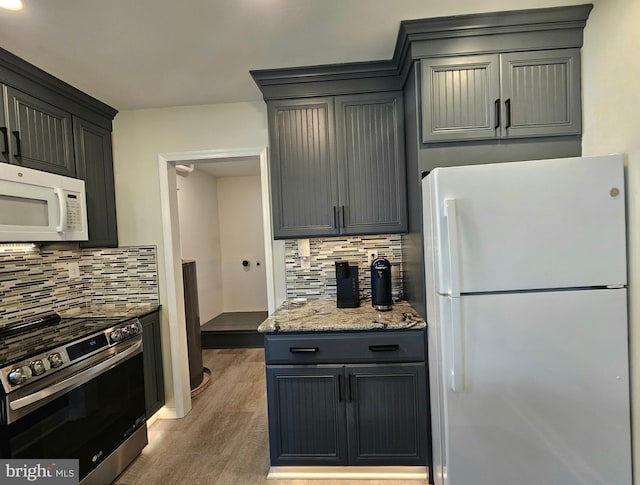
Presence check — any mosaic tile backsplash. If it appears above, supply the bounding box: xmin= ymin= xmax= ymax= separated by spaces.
xmin=0 ymin=245 xmax=159 ymax=329
xmin=285 ymin=235 xmax=403 ymax=300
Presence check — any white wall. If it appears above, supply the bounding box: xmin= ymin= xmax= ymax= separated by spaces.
xmin=580 ymin=0 xmax=640 ymax=475
xmin=112 ymin=101 xmax=286 ymax=417
xmin=217 ymin=175 xmax=268 ymax=312
xmin=176 ymin=168 xmax=223 ymax=323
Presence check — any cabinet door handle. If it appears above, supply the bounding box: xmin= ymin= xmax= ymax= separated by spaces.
xmin=338 ymin=374 xmax=343 ymax=402
xmin=332 ymin=206 xmax=338 ymax=229
xmin=289 ymin=347 xmax=318 ymax=353
xmin=0 ymin=127 xmax=8 ymax=156
xmin=12 ymin=131 xmax=21 ymax=158
xmin=368 ymin=344 xmax=400 ymax=352
xmin=494 ymin=98 xmax=500 ymax=130
xmin=348 ymin=374 xmax=353 ymax=402
xmin=341 ymin=205 xmax=346 ymax=228
xmin=505 ymin=99 xmax=512 ymax=129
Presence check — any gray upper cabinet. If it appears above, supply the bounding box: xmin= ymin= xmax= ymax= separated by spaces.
xmin=269 ymin=97 xmax=340 ymax=239
xmin=3 ymin=85 xmax=75 ymax=176
xmin=421 ymin=55 xmax=500 ymax=143
xmin=0 ymin=47 xmax=119 ymax=247
xmin=336 ymin=92 xmax=407 ymax=235
xmin=268 ymin=92 xmax=406 ymax=239
xmin=499 ymin=49 xmax=581 ymax=138
xmin=74 ymin=117 xmax=118 ymax=248
xmin=421 ymin=49 xmax=582 ymax=143
xmin=0 ymin=92 xmax=7 ymax=164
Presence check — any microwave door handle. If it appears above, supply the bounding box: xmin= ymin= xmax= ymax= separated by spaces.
xmin=53 ymin=188 xmax=66 ymax=233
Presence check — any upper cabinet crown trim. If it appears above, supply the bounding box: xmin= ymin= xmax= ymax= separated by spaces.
xmin=251 ymin=4 xmax=593 ymax=100
xmin=0 ymin=47 xmax=118 ymax=128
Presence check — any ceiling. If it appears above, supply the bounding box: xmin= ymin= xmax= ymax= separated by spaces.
xmin=0 ymin=0 xmax=575 ymax=111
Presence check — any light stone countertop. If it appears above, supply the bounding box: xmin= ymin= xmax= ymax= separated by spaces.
xmin=257 ymin=299 xmax=425 ymax=333
xmin=58 ymin=303 xmax=161 ymax=319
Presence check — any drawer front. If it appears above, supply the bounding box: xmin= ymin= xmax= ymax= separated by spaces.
xmin=264 ymin=330 xmax=425 ymax=364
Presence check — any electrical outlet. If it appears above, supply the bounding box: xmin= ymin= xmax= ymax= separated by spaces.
xmin=367 ymin=250 xmax=378 ymax=266
xmin=68 ymin=262 xmax=80 ymax=279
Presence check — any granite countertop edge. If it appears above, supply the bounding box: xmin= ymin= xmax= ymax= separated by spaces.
xmin=258 ymin=299 xmax=426 ymax=333
xmin=58 ymin=303 xmax=162 ymax=319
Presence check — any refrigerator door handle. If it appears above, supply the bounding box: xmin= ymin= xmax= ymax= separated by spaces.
xmin=444 ymin=199 xmax=461 ymax=297
xmin=450 ymin=297 xmax=464 ymax=392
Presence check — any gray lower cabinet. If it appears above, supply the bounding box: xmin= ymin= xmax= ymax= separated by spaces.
xmin=264 ymin=330 xmax=427 ymax=466
xmin=2 ymin=85 xmax=76 ymax=176
xmin=268 ymin=91 xmax=406 ymax=239
xmin=266 ymin=365 xmax=348 ymax=465
xmin=140 ymin=311 xmax=165 ymax=418
xmin=74 ymin=117 xmax=118 ymax=248
xmin=421 ymin=49 xmax=581 ymax=143
xmin=346 ymin=363 xmax=427 ymax=465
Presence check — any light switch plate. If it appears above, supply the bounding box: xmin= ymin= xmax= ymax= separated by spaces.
xmin=367 ymin=250 xmax=378 ymax=266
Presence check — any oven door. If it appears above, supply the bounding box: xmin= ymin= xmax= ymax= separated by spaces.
xmin=0 ymin=344 xmax=146 ymax=481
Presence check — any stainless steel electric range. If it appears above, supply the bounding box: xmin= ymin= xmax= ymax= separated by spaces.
xmin=0 ymin=313 xmax=147 ymax=484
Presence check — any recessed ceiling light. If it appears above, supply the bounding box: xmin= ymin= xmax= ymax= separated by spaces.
xmin=0 ymin=0 xmax=23 ymax=11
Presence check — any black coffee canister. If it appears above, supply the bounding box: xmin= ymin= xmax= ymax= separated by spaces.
xmin=371 ymin=257 xmax=392 ymax=311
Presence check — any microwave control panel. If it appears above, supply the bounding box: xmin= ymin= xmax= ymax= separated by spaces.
xmin=65 ymin=193 xmax=83 ymax=230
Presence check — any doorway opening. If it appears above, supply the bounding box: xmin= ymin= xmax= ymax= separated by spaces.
xmin=175 ymin=156 xmax=269 ymax=348
xmin=158 ymin=147 xmax=279 ymax=418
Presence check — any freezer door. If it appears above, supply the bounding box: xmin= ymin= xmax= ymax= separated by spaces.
xmin=439 ymin=289 xmax=631 ymax=485
xmin=430 ymin=155 xmax=626 ymax=294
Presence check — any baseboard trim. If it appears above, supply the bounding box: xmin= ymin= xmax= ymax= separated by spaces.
xmin=267 ymin=465 xmax=428 ymax=480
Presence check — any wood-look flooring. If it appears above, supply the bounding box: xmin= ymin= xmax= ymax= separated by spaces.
xmin=114 ymin=348 xmax=428 ymax=485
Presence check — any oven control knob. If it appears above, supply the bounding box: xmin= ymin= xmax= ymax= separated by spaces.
xmin=48 ymin=353 xmax=63 ymax=368
xmin=8 ymin=367 xmax=26 ymax=385
xmin=30 ymin=359 xmax=46 ymax=376
xmin=110 ymin=329 xmax=123 ymax=343
xmin=128 ymin=324 xmax=139 ymax=335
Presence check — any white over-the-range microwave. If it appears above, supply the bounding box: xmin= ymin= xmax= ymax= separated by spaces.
xmin=0 ymin=162 xmax=88 ymax=242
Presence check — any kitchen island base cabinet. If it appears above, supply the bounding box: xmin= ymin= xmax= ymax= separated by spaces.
xmin=264 ymin=330 xmax=428 ymax=467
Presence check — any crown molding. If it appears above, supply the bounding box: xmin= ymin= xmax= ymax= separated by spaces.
xmin=252 ymin=4 xmax=593 ymax=101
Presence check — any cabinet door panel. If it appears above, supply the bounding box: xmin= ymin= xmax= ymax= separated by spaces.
xmin=266 ymin=365 xmax=347 ymax=465
xmin=336 ymin=92 xmax=407 ymax=234
xmin=140 ymin=311 xmax=165 ymax=418
xmin=421 ymin=55 xmax=500 ymax=143
xmin=346 ymin=363 xmax=427 ymax=465
xmin=0 ymin=90 xmax=8 ymax=164
xmin=500 ymin=49 xmax=581 ymax=138
xmin=5 ymin=86 xmax=75 ymax=176
xmin=74 ymin=117 xmax=118 ymax=248
xmin=268 ymin=98 xmax=339 ymax=239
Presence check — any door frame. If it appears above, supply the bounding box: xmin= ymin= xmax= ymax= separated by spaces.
xmin=158 ymin=146 xmax=276 ymax=417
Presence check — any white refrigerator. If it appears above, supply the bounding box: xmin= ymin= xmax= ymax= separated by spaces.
xmin=422 ymin=154 xmax=631 ymax=485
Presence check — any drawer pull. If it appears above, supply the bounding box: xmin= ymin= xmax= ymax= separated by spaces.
xmin=289 ymin=347 xmax=318 ymax=353
xmin=368 ymin=344 xmax=400 ymax=352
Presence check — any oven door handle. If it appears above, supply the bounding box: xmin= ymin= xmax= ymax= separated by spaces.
xmin=9 ymin=339 xmax=142 ymax=412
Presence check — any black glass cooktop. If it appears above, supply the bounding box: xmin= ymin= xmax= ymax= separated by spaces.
xmin=0 ymin=316 xmax=128 ymax=368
